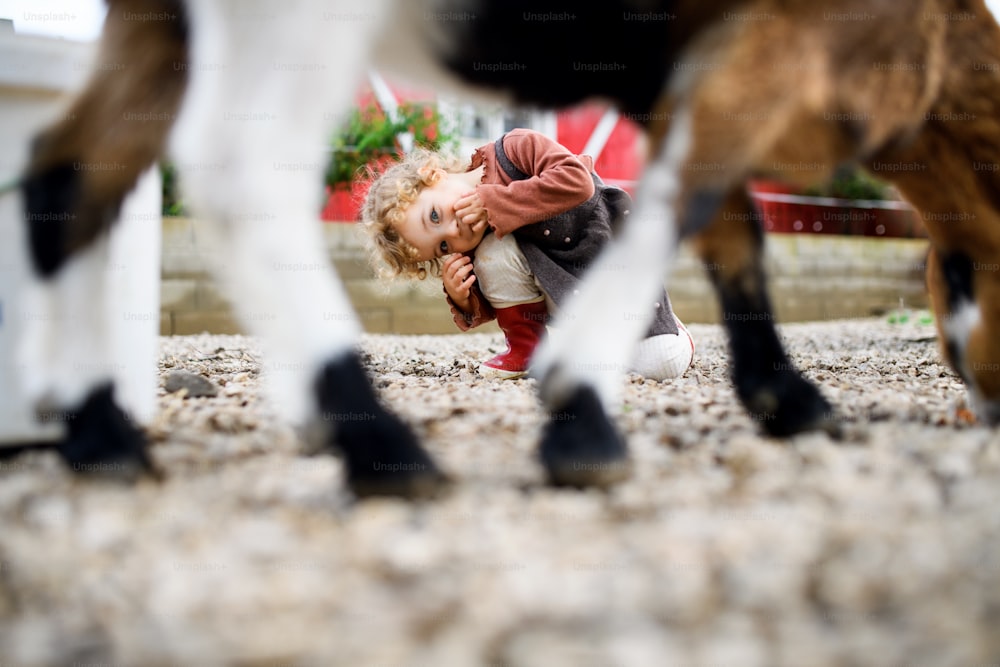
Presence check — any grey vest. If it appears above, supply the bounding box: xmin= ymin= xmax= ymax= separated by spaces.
xmin=493 ymin=134 xmax=678 ymax=337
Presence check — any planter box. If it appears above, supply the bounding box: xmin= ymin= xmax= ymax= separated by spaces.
xmin=748 ymin=181 xmax=927 ymax=238
xmin=322 ymin=154 xmax=399 ymax=222
xmin=321 ymin=184 xmax=364 ymax=222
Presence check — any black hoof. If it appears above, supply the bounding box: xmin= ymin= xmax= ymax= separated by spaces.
xmin=539 ymin=385 xmax=631 ymax=488
xmin=333 ymin=405 xmax=452 ymax=499
xmin=344 ymin=444 xmax=451 ymax=500
xmin=741 ymin=371 xmax=841 ymax=439
xmin=316 ymin=352 xmax=451 ymax=499
xmin=331 ymin=413 xmax=452 ymax=500
xmin=55 ymin=383 xmax=157 ymax=481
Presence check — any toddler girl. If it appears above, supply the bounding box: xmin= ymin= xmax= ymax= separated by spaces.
xmin=361 ymin=128 xmax=694 ymax=380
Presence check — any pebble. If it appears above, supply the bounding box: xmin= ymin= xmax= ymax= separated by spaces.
xmin=1 ymin=320 xmax=998 ymax=666
xmin=163 ymin=370 xmax=219 ymax=398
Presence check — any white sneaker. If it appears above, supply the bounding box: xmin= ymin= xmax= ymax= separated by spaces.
xmin=628 ymin=316 xmax=695 ymax=380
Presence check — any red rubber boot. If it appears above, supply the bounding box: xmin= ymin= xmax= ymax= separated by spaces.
xmin=479 ymin=300 xmax=549 ymax=379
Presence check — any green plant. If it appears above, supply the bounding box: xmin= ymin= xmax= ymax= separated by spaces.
xmin=325 ymin=101 xmax=459 ymax=189
xmin=160 ymin=101 xmax=458 ymax=216
xmin=160 ymin=161 xmax=186 ymax=216
xmin=803 ymin=165 xmax=892 ymax=200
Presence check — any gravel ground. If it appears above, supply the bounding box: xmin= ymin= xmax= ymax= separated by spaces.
xmin=2 ymin=317 xmax=1000 ymax=667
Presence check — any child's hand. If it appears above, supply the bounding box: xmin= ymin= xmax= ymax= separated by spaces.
xmin=455 ymin=191 xmax=488 ymax=235
xmin=442 ymin=253 xmax=476 ymax=311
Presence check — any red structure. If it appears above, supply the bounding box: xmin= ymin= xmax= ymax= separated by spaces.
xmin=555 ymin=103 xmax=645 ymax=196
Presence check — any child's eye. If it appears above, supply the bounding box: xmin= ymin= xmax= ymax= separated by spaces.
xmin=430 ymin=208 xmax=439 ymax=223
xmin=439 ymin=241 xmax=448 ymax=255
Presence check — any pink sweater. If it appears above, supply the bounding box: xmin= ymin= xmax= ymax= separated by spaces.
xmin=447 ymin=129 xmax=596 ymax=330
xmin=472 ymin=128 xmax=596 ymax=237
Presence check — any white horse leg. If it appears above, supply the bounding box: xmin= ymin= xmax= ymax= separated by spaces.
xmin=17 ymin=232 xmax=151 ymax=476
xmin=529 ymin=110 xmax=695 ymax=487
xmin=13 ymin=0 xmax=189 ymax=477
xmin=170 ymin=0 xmax=447 ymax=497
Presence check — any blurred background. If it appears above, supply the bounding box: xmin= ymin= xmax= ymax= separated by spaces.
xmin=4 ymin=0 xmax=997 ymax=336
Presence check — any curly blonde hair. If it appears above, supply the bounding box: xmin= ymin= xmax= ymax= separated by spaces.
xmin=360 ymin=148 xmax=468 ymax=280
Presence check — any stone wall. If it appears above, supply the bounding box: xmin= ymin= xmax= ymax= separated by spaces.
xmin=160 ymin=217 xmax=930 ymax=336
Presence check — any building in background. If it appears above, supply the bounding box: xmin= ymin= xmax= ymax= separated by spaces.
xmin=323 ymin=72 xmax=646 ymax=220
xmin=377 ymin=72 xmax=644 ymax=189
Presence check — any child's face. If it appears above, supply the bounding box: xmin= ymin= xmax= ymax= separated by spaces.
xmin=397 ymin=171 xmax=487 ymax=262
